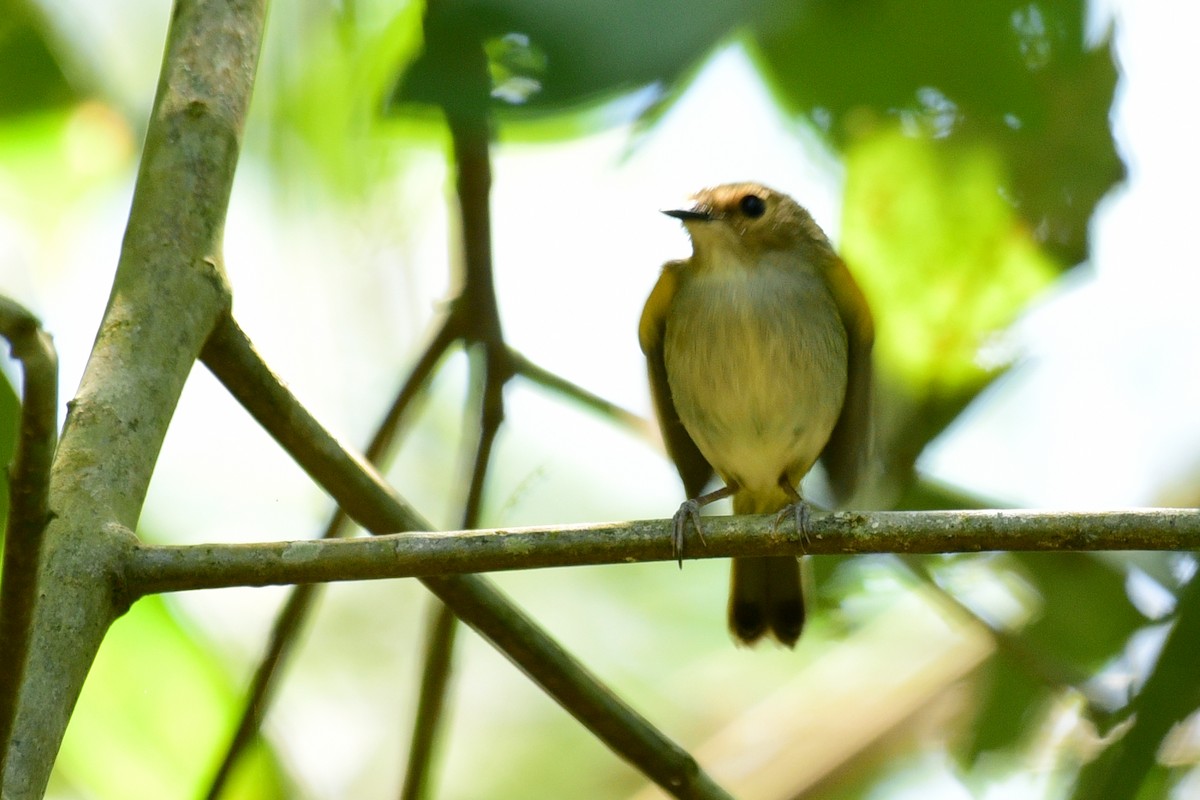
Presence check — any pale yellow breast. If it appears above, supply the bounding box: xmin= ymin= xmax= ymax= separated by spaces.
xmin=663 ymin=256 xmax=848 ymax=498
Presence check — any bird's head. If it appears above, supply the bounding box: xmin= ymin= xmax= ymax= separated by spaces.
xmin=663 ymin=182 xmax=831 ymax=265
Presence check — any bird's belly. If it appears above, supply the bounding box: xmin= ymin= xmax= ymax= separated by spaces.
xmin=664 ymin=268 xmax=848 ymax=496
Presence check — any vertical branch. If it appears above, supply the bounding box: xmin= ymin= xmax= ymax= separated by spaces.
xmin=0 ymin=299 xmax=58 ymax=783
xmin=0 ymin=0 xmax=262 ymax=796
xmin=398 ymin=19 xmax=513 ymax=790
xmin=400 ymin=601 xmax=459 ymax=800
xmin=401 ymin=348 xmax=508 ymax=800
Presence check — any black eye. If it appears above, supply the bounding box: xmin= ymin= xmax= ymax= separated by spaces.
xmin=739 ymin=194 xmax=766 ymax=218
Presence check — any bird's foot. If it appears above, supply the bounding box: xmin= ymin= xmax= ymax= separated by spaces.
xmin=668 ymin=485 xmax=733 ymax=568
xmin=773 ymin=500 xmax=812 ymax=549
xmin=671 ymin=500 xmax=708 ymax=568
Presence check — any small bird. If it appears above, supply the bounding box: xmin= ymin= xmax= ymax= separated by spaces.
xmin=639 ymin=182 xmax=874 ymax=646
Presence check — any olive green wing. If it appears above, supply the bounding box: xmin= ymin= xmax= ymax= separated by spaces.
xmin=639 ymin=261 xmax=714 ymax=499
xmin=819 ymin=256 xmax=875 ymax=504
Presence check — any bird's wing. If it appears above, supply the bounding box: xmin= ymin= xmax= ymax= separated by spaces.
xmin=639 ymin=261 xmax=715 ymax=499
xmin=819 ymin=256 xmax=876 ymax=504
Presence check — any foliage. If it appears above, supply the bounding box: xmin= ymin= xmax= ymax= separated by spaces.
xmin=3 ymin=0 xmax=1195 ymax=798
xmin=57 ymin=596 xmax=289 ymax=799
xmin=394 ymin=0 xmax=1121 ymax=265
xmin=0 ymin=0 xmax=80 ymax=116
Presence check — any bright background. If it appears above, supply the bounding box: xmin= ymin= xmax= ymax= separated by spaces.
xmin=2 ymin=0 xmax=1199 ymax=797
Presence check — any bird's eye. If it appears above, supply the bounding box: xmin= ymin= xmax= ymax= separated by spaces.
xmin=739 ymin=194 xmax=766 ymax=218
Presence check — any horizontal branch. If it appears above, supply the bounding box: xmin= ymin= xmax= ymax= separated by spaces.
xmin=126 ymin=508 xmax=1200 ymax=595
xmin=201 ymin=315 xmax=725 ymax=797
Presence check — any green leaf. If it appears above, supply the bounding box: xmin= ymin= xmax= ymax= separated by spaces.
xmin=55 ymin=595 xmax=290 ymax=799
xmin=0 ymin=0 xmax=79 ymax=116
xmin=1011 ymin=553 xmax=1145 ymax=671
xmin=389 ymin=0 xmax=763 ymax=116
xmin=962 ymin=652 xmax=1051 ymax=761
xmin=753 ymin=0 xmax=1122 ymax=263
xmin=1070 ymin=575 xmax=1200 ymax=800
xmin=842 ymin=130 xmax=1058 ymax=397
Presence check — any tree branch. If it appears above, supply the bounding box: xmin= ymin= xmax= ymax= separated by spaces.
xmin=0 ymin=298 xmax=57 ymax=783
xmin=0 ymin=0 xmax=262 ymax=794
xmin=201 ymin=317 xmax=424 ymax=534
xmin=401 ymin=599 xmax=459 ymax=800
xmin=509 ymin=347 xmax=657 ymax=442
xmin=420 ymin=572 xmax=733 ymax=799
xmin=125 ymin=509 xmax=1200 ymax=595
xmin=200 ymin=314 xmax=732 ymax=800
xmin=202 ymin=317 xmax=462 ymax=799
xmin=401 ymin=100 xmax=507 ymax=799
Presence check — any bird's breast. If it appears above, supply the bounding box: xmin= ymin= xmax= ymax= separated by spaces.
xmin=663 ymin=261 xmax=848 ymax=495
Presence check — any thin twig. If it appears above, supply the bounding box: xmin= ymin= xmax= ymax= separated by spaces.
xmin=420 ymin=573 xmax=733 ymax=799
xmin=401 ymin=342 xmax=511 ymax=794
xmin=200 ymin=315 xmax=734 ymax=799
xmin=0 ymin=298 xmax=58 ymax=782
xmin=125 ymin=509 xmax=1200 ymax=595
xmin=203 ymin=314 xmax=464 ymax=799
xmin=201 ymin=318 xmax=424 ymax=533
xmin=400 ymin=44 xmax=509 ymax=797
xmin=203 ymin=579 xmax=320 ymax=799
xmin=401 ymin=346 xmax=507 ymax=800
xmin=400 ymin=601 xmax=459 ymax=800
xmin=509 ymin=348 xmax=657 ymax=443
xmin=199 ymin=314 xmax=449 ymax=800
xmin=367 ymin=316 xmax=463 ymax=465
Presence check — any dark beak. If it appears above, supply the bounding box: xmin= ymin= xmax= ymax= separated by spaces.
xmin=662 ymin=205 xmax=713 ymax=222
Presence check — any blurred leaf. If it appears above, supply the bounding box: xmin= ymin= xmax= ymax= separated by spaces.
xmin=258 ymin=0 xmax=428 ymax=196
xmin=840 ymin=128 xmax=1058 ymax=486
xmin=1011 ymin=554 xmax=1145 ymax=671
xmin=843 ymin=130 xmax=1058 ymax=397
xmin=753 ymin=0 xmax=1122 ymax=264
xmin=1070 ymin=575 xmax=1200 ymax=800
xmin=754 ymin=0 xmax=1077 ymax=123
xmin=388 ymin=0 xmax=1125 ymax=278
xmin=0 ymin=0 xmax=80 ymax=116
xmin=55 ymin=595 xmax=290 ymax=799
xmin=963 ymin=652 xmax=1051 ymax=760
xmin=920 ymin=550 xmax=1146 ymax=764
xmin=390 ymin=0 xmax=763 ymax=117
xmin=1117 ymin=552 xmax=1198 ymax=599
xmin=0 ymin=103 xmax=135 ymax=225
xmin=896 ymin=479 xmax=989 ymax=512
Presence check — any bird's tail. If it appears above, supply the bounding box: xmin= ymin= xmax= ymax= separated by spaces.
xmin=728 ymin=492 xmax=803 ymax=647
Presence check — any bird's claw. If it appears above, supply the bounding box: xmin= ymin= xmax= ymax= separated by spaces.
xmin=671 ymin=500 xmax=707 ymax=568
xmin=773 ymin=500 xmax=812 ymax=550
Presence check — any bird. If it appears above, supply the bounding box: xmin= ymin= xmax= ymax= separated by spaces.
xmin=638 ymin=182 xmax=874 ymax=646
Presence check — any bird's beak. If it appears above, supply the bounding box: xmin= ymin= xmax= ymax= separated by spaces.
xmin=662 ymin=204 xmax=714 ymax=222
